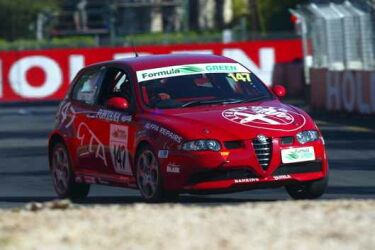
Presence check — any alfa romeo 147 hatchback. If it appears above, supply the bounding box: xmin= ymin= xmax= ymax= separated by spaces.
xmin=48 ymin=54 xmax=329 ymax=202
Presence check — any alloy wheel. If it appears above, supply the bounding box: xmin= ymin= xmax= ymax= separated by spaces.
xmin=137 ymin=149 xmax=159 ymax=199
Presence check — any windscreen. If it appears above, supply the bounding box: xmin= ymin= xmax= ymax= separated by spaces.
xmin=137 ymin=63 xmax=273 ymax=109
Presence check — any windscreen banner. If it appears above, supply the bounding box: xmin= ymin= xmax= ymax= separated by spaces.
xmin=0 ymin=39 xmax=302 ymax=102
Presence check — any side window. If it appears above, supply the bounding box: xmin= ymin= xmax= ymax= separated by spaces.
xmin=98 ymin=68 xmax=132 ymax=105
xmin=72 ymin=69 xmax=103 ymax=104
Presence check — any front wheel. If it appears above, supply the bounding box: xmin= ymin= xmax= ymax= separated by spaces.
xmin=136 ymin=145 xmax=179 ymax=202
xmin=285 ymin=176 xmax=328 ymax=200
xmin=50 ymin=142 xmax=90 ymax=200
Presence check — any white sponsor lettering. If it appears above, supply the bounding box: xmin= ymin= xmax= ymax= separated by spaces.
xmin=69 ymin=55 xmax=85 ymax=82
xmin=159 ymin=127 xmax=182 ymax=143
xmin=234 ymin=177 xmax=259 ymax=183
xmin=356 ymin=73 xmax=371 ymax=114
xmin=171 ymin=50 xmax=213 ymax=54
xmin=326 ymin=71 xmax=341 ymax=110
xmin=97 ymin=178 xmax=110 ymax=185
xmin=145 ymin=122 xmax=182 ymax=143
xmin=9 ymin=56 xmax=62 ymax=98
xmin=75 ymin=176 xmax=83 ymax=183
xmin=342 ymin=71 xmax=356 ymax=112
xmin=326 ymin=71 xmax=375 ymax=114
xmin=120 ymin=115 xmax=132 ymax=122
xmin=110 ymin=124 xmax=132 ymax=175
xmin=94 ymin=109 xmax=132 ymax=123
xmin=166 ymin=163 xmax=180 ymax=173
xmin=136 ymin=63 xmax=249 ymax=82
xmin=1 ymin=47 xmax=278 ymax=100
xmin=83 ymin=176 xmax=96 ymax=184
xmin=77 ymin=122 xmax=108 ymax=166
xmin=273 ymin=175 xmax=291 ymax=180
xmin=96 ymin=109 xmax=120 ymax=122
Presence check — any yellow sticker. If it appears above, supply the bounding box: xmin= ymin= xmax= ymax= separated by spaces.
xmin=228 ymin=73 xmax=251 ymax=82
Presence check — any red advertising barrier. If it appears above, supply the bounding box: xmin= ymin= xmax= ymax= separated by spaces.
xmin=311 ymin=69 xmax=375 ymax=114
xmin=0 ymin=39 xmax=302 ymax=102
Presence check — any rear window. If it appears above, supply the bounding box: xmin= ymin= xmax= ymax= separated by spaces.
xmin=72 ymin=70 xmax=103 ymax=104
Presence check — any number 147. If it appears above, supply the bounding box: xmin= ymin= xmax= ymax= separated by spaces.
xmin=228 ymin=73 xmax=251 ymax=82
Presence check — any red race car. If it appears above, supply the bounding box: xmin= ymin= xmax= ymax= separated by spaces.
xmin=48 ymin=54 xmax=329 ymax=202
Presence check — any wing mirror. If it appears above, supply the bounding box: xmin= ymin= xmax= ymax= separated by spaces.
xmin=106 ymin=97 xmax=129 ymax=110
xmin=272 ymin=85 xmax=286 ymax=98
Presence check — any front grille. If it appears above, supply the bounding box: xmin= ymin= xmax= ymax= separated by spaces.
xmin=273 ymin=160 xmax=322 ymax=176
xmin=252 ymin=137 xmax=272 ymax=170
xmin=189 ymin=168 xmax=258 ymax=184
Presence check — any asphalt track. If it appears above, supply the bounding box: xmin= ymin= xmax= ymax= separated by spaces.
xmin=0 ymin=103 xmax=374 ymax=208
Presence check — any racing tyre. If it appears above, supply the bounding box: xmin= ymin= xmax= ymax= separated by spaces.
xmin=285 ymin=176 xmax=328 ymax=200
xmin=50 ymin=142 xmax=90 ymax=200
xmin=136 ymin=145 xmax=179 ymax=202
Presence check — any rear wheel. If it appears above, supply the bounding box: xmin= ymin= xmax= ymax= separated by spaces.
xmin=50 ymin=143 xmax=90 ymax=200
xmin=285 ymin=176 xmax=328 ymax=200
xmin=136 ymin=145 xmax=179 ymax=202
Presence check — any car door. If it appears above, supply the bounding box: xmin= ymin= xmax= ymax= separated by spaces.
xmin=70 ymin=66 xmax=108 ymax=173
xmin=91 ymin=66 xmax=136 ymax=178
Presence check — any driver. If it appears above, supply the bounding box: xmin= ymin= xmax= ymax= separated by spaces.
xmin=148 ymin=78 xmax=171 ymax=105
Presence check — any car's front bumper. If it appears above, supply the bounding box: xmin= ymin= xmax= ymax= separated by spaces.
xmin=160 ymin=139 xmax=329 ymax=193
xmin=184 ymin=171 xmax=326 ymax=194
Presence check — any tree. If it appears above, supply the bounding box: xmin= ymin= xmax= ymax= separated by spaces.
xmin=0 ymin=0 xmax=59 ymax=41
xmin=257 ymin=0 xmax=308 ymax=32
xmin=232 ymin=0 xmax=309 ymax=33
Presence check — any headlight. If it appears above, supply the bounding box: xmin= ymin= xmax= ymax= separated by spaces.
xmin=181 ymin=140 xmax=221 ymax=151
xmin=296 ymin=130 xmax=319 ymax=144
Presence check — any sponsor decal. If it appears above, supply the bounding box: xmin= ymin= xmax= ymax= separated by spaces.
xmin=77 ymin=122 xmax=108 ymax=166
xmin=75 ymin=176 xmax=83 ymax=183
xmin=234 ymin=177 xmax=259 ymax=184
xmin=281 ymin=146 xmax=315 ymax=164
xmin=273 ymin=175 xmax=292 ymax=180
xmin=144 ymin=122 xmax=160 ymax=132
xmin=120 ymin=115 xmax=132 ymax=122
xmin=222 ymin=106 xmax=306 ymax=131
xmin=159 ymin=127 xmax=182 ymax=144
xmin=144 ymin=122 xmax=182 ymax=143
xmin=97 ymin=178 xmax=110 ymax=185
xmin=227 ymin=72 xmax=251 ymax=82
xmin=83 ymin=176 xmax=96 ymax=184
xmin=0 ymin=40 xmax=303 ymax=102
xmin=59 ymin=102 xmax=76 ymax=128
xmin=60 ymin=103 xmax=135 ymax=129
xmin=59 ymin=102 xmax=95 ymax=128
xmin=59 ymin=105 xmax=132 ymax=130
xmin=158 ymin=150 xmax=169 ymax=159
xmin=110 ymin=124 xmax=132 ymax=175
xmin=311 ymin=70 xmax=375 ymax=114
xmin=94 ymin=109 xmax=132 ymax=123
xmin=166 ymin=163 xmax=180 ymax=173
xmin=136 ymin=63 xmax=249 ymax=82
